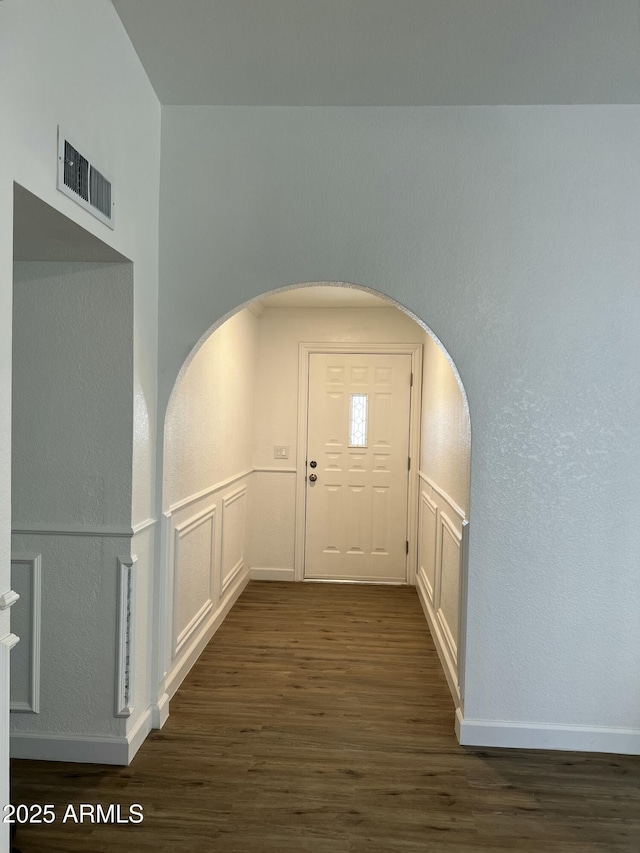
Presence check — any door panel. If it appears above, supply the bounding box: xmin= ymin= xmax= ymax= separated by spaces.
xmin=304 ymin=353 xmax=412 ymax=582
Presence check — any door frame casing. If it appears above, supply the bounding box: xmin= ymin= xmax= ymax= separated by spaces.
xmin=294 ymin=342 xmax=423 ymax=584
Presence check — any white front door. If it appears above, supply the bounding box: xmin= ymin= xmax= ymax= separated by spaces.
xmin=304 ymin=352 xmax=412 ymax=583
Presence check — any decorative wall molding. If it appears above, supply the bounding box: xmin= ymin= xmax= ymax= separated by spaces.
xmin=159 ymin=512 xmax=173 ymax=682
xmin=115 ymin=555 xmax=137 ymax=717
xmin=458 ymin=520 xmax=470 ymax=704
xmin=436 ymin=606 xmax=458 ymax=669
xmin=252 ymin=467 xmax=297 ymax=474
xmin=11 ymin=522 xmax=134 ymax=538
xmin=1 ymin=635 xmax=20 ymax=651
xmin=221 ymin=486 xmax=247 ymax=596
xmin=418 ymin=471 xmax=466 ymax=523
xmin=132 ymin=517 xmax=157 ymax=535
xmin=416 ymin=569 xmax=460 ymax=707
xmin=166 ymin=565 xmax=250 ymax=701
xmin=12 ymin=520 xmax=157 ymax=538
xmin=10 ymin=554 xmax=41 ymax=714
xmin=250 ymin=567 xmax=295 ymax=581
xmin=172 ymin=504 xmax=216 ymax=657
xmin=437 ymin=510 xmax=462 ymax=667
xmin=417 ymin=475 xmax=466 ymax=708
xmin=419 ymin=490 xmax=438 ymax=603
xmin=126 ymin=707 xmax=153 ymax=764
xmin=0 ymin=590 xmax=20 ymax=610
xmin=150 ymin=691 xmax=170 ymax=730
xmin=455 ymin=708 xmax=640 ymax=755
xmin=168 ymin=468 xmax=253 ymax=514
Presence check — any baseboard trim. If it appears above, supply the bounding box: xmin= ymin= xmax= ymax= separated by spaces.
xmin=11 ymin=731 xmax=129 ymax=765
xmin=151 ymin=692 xmax=170 ymax=730
xmin=456 ymin=709 xmax=640 ymax=755
xmin=416 ymin=567 xmax=460 ymax=707
xmin=250 ymin=567 xmax=295 ymax=581
xmin=10 ymin=707 xmax=155 ymax=766
xmin=126 ymin=708 xmax=152 ymax=762
xmin=166 ymin=566 xmax=250 ymax=700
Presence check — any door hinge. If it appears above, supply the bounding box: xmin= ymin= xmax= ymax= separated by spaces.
xmin=406 ymin=540 xmax=409 ymax=555
xmin=408 ymin=456 xmax=411 ymax=471
xmin=410 ymin=372 xmax=413 ymax=387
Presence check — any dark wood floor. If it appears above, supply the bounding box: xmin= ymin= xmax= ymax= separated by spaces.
xmin=10 ymin=581 xmax=640 ymax=852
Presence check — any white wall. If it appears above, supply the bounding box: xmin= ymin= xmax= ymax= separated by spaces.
xmin=12 ymin=263 xmax=134 ymax=529
xmin=10 ymin=261 xmax=133 ymax=742
xmin=160 ymin=106 xmax=640 ymax=747
xmin=0 ymin=1 xmax=161 ymax=775
xmin=416 ymin=330 xmax=471 ymax=707
xmin=162 ymin=308 xmax=258 ymax=697
xmin=249 ymin=306 xmax=424 ymax=572
xmin=164 ymin=308 xmax=258 ymax=508
xmin=420 ymin=333 xmax=470 ymax=517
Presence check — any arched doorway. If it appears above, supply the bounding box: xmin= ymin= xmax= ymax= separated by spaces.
xmin=155 ymin=282 xmax=471 ymax=734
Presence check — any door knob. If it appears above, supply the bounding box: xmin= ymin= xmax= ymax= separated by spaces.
xmin=308 ymin=473 xmax=317 ymax=482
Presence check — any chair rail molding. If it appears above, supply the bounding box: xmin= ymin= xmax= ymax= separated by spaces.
xmin=11 ymin=522 xmax=134 ymax=538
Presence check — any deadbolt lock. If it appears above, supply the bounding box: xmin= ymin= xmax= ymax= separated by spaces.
xmin=309 ymin=460 xmax=317 ymax=468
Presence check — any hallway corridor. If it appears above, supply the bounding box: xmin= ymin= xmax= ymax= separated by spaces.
xmin=10 ymin=582 xmax=640 ymax=852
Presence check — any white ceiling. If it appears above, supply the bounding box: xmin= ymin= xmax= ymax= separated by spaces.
xmin=112 ymin=0 xmax=640 ymax=106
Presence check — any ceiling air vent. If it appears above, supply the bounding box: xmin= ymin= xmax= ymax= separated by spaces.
xmin=57 ymin=128 xmax=114 ymax=229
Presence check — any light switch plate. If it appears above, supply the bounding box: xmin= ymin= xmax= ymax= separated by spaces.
xmin=274 ymin=445 xmax=289 ymax=459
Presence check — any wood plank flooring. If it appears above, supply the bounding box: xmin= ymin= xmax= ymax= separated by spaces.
xmin=10 ymin=581 xmax=640 ymax=852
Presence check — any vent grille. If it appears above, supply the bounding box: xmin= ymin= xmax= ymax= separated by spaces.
xmin=90 ymin=166 xmax=111 ymax=218
xmin=57 ymin=128 xmax=114 ymax=229
xmin=63 ymin=142 xmax=89 ymax=201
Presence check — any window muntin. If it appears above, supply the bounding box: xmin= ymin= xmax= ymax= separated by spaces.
xmin=349 ymin=393 xmax=368 ymax=447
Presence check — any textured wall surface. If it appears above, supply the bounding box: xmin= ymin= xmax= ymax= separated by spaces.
xmin=160 ymin=105 xmax=640 ymax=730
xmin=420 ymin=331 xmax=470 ymax=515
xmin=12 ymin=262 xmax=134 ymax=526
xmin=10 ymin=534 xmax=126 ymax=737
xmin=1 ymin=0 xmax=161 ymax=767
xmin=10 ymin=261 xmax=133 ymax=738
xmin=163 ymin=309 xmax=257 ymax=692
xmin=164 ymin=308 xmax=258 ymax=508
xmin=247 ymin=472 xmax=297 ymax=570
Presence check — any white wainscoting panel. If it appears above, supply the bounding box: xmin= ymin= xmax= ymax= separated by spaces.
xmin=163 ymin=472 xmax=252 ymax=701
xmin=173 ymin=504 xmax=216 ymax=657
xmin=437 ymin=511 xmax=462 ymax=666
xmin=221 ymin=486 xmax=247 ymax=596
xmin=10 ymin=554 xmax=41 ymax=714
xmin=115 ymin=555 xmax=137 ymax=717
xmin=419 ymin=491 xmax=438 ymax=603
xmin=417 ymin=472 xmax=465 ymax=708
